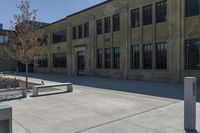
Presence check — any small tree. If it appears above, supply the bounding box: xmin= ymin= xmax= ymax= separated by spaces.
xmin=5 ymin=0 xmax=44 ymax=96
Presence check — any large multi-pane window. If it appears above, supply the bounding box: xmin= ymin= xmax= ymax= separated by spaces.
xmin=104 ymin=17 xmax=111 ymax=33
xmin=131 ymin=8 xmax=140 ymax=28
xmin=78 ymin=25 xmax=83 ymax=39
xmin=38 ymin=57 xmax=48 ymax=68
xmin=84 ymin=23 xmax=89 ymax=37
xmin=96 ymin=49 xmax=103 ymax=68
xmin=72 ymin=26 xmax=77 ymax=40
xmin=52 ymin=30 xmax=66 ymax=44
xmin=113 ymin=47 xmax=120 ymax=69
xmin=0 ymin=35 xmax=8 ymax=45
xmin=131 ymin=45 xmax=140 ymax=69
xmin=143 ymin=44 xmax=152 ymax=69
xmin=185 ymin=39 xmax=200 ymax=70
xmin=156 ymin=43 xmax=167 ymax=69
xmin=156 ymin=0 xmax=167 ymax=23
xmin=97 ymin=19 xmax=102 ymax=35
xmin=105 ymin=48 xmax=111 ymax=68
xmin=185 ymin=0 xmax=200 ymax=17
xmin=53 ymin=53 xmax=66 ymax=68
xmin=113 ymin=14 xmax=120 ymax=32
xmin=143 ymin=5 xmax=152 ymax=26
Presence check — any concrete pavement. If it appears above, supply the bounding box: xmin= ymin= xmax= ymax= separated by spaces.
xmin=1 ymin=73 xmax=200 ymax=133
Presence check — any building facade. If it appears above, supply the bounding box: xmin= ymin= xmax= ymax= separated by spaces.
xmin=0 ymin=27 xmax=17 ymax=72
xmin=34 ymin=0 xmax=200 ymax=83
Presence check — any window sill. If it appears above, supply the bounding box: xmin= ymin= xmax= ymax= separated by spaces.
xmin=185 ymin=15 xmax=200 ymax=19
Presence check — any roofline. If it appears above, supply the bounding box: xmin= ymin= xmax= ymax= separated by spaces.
xmin=67 ymin=0 xmax=112 ymax=18
xmin=41 ymin=0 xmax=112 ymax=28
xmin=0 ymin=29 xmax=12 ymax=32
xmin=40 ymin=17 xmax=67 ymax=28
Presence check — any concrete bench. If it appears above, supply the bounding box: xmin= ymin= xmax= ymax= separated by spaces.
xmin=32 ymin=83 xmax=73 ymax=97
xmin=0 ymin=87 xmax=26 ymax=98
xmin=0 ymin=104 xmax=12 ymax=133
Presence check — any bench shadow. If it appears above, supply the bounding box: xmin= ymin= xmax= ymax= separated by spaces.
xmin=7 ymin=72 xmax=200 ymax=102
xmin=29 ymin=90 xmax=72 ymax=98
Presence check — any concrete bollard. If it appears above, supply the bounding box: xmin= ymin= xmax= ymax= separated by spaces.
xmin=184 ymin=77 xmax=196 ymax=130
xmin=0 ymin=104 xmax=12 ymax=133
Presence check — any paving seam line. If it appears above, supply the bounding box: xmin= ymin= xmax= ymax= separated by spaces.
xmin=74 ymin=101 xmax=182 ymax=133
xmin=13 ymin=119 xmax=32 ymax=133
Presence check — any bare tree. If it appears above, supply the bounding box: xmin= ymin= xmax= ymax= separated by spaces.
xmin=5 ymin=0 xmax=44 ymax=96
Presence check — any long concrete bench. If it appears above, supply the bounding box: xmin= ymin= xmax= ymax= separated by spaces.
xmin=32 ymin=83 xmax=73 ymax=97
xmin=0 ymin=87 xmax=26 ymax=98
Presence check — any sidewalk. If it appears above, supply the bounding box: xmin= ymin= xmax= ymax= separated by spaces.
xmin=2 ymin=73 xmax=200 ymax=133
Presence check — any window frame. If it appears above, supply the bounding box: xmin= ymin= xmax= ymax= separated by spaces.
xmin=156 ymin=0 xmax=167 ymax=23
xmin=52 ymin=30 xmax=66 ymax=44
xmin=185 ymin=39 xmax=200 ymax=70
xmin=185 ymin=0 xmax=200 ymax=17
xmin=72 ymin=26 xmax=77 ymax=40
xmin=84 ymin=23 xmax=89 ymax=37
xmin=131 ymin=8 xmax=140 ymax=28
xmin=143 ymin=44 xmax=153 ymax=69
xmin=113 ymin=14 xmax=120 ymax=32
xmin=143 ymin=4 xmax=153 ymax=26
xmin=104 ymin=17 xmax=111 ymax=33
xmin=97 ymin=19 xmax=103 ymax=35
xmin=53 ymin=53 xmax=67 ymax=68
xmin=96 ymin=49 xmax=103 ymax=68
xmin=156 ymin=42 xmax=167 ymax=69
xmin=131 ymin=45 xmax=140 ymax=69
xmin=105 ymin=48 xmax=111 ymax=68
xmin=113 ymin=47 xmax=120 ymax=69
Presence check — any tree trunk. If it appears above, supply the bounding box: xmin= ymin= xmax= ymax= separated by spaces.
xmin=25 ymin=62 xmax=29 ymax=97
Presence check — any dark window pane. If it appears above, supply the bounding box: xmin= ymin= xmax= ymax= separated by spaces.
xmin=97 ymin=19 xmax=102 ymax=35
xmin=84 ymin=23 xmax=89 ymax=37
xmin=156 ymin=42 xmax=167 ymax=69
xmin=156 ymin=0 xmax=167 ymax=23
xmin=131 ymin=45 xmax=140 ymax=69
xmin=143 ymin=5 xmax=152 ymax=26
xmin=113 ymin=47 xmax=120 ymax=69
xmin=186 ymin=0 xmax=200 ymax=17
xmin=131 ymin=8 xmax=140 ymax=28
xmin=185 ymin=39 xmax=200 ymax=70
xmin=113 ymin=14 xmax=120 ymax=32
xmin=78 ymin=25 xmax=83 ymax=39
xmin=96 ymin=49 xmax=103 ymax=68
xmin=143 ymin=44 xmax=152 ymax=69
xmin=0 ymin=35 xmax=9 ymax=45
xmin=38 ymin=56 xmax=48 ymax=68
xmin=73 ymin=26 xmax=77 ymax=40
xmin=53 ymin=53 xmax=67 ymax=68
xmin=104 ymin=17 xmax=111 ymax=33
xmin=105 ymin=48 xmax=111 ymax=68
xmin=53 ymin=31 xmax=66 ymax=44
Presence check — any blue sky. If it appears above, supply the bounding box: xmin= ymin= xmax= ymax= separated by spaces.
xmin=0 ymin=0 xmax=106 ymax=30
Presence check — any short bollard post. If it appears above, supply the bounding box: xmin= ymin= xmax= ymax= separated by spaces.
xmin=184 ymin=77 xmax=196 ymax=130
xmin=0 ymin=104 xmax=12 ymax=133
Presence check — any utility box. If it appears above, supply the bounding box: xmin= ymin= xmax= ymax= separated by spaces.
xmin=0 ymin=104 xmax=12 ymax=133
xmin=184 ymin=77 xmax=196 ymax=130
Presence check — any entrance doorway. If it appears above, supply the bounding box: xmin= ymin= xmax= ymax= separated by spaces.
xmin=77 ymin=51 xmax=85 ymax=76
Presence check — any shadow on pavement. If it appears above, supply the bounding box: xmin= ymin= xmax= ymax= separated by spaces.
xmin=7 ymin=72 xmax=200 ymax=102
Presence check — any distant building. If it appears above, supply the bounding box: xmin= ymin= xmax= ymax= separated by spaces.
xmin=0 ymin=25 xmax=17 ymax=72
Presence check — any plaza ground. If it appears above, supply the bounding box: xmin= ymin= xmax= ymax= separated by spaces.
xmin=2 ymin=73 xmax=200 ymax=133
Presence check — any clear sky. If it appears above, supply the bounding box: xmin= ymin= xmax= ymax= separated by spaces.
xmin=0 ymin=0 xmax=106 ymax=30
